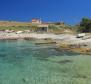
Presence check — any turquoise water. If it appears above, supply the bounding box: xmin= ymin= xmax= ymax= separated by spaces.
xmin=0 ymin=40 xmax=91 ymax=84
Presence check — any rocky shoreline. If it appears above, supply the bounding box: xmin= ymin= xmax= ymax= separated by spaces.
xmin=0 ymin=32 xmax=91 ymax=54
xmin=57 ymin=41 xmax=91 ymax=54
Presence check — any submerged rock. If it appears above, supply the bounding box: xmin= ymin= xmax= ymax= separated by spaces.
xmin=22 ymin=78 xmax=29 ymax=83
xmin=57 ymin=60 xmax=73 ymax=64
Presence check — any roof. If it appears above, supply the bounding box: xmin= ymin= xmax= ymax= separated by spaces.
xmin=32 ymin=19 xmax=40 ymax=22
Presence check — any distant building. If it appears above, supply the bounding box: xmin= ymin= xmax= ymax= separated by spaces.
xmin=31 ymin=19 xmax=49 ymax=32
xmin=31 ymin=18 xmax=66 ymax=32
xmin=36 ymin=24 xmax=49 ymax=32
xmin=31 ymin=19 xmax=42 ymax=24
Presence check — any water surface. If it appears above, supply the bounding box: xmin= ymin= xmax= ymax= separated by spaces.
xmin=0 ymin=40 xmax=91 ymax=84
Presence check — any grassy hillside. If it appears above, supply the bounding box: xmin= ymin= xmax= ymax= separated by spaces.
xmin=0 ymin=21 xmax=32 ymax=31
xmin=0 ymin=21 xmax=75 ymax=33
xmin=0 ymin=26 xmax=31 ymax=31
xmin=0 ymin=21 xmax=31 ymax=27
xmin=48 ymin=24 xmax=74 ymax=34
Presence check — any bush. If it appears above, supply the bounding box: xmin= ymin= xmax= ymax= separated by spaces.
xmin=78 ymin=17 xmax=91 ymax=33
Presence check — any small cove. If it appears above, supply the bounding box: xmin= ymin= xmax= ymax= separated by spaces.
xmin=0 ymin=40 xmax=91 ymax=84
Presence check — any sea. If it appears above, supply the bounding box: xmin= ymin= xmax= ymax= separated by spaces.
xmin=0 ymin=40 xmax=91 ymax=84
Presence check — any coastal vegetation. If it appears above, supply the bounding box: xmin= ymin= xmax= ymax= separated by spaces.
xmin=0 ymin=21 xmax=73 ymax=33
xmin=0 ymin=18 xmax=91 ymax=34
xmin=77 ymin=17 xmax=91 ymax=33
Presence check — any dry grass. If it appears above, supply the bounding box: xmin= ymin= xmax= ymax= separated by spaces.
xmin=0 ymin=21 xmax=31 ymax=27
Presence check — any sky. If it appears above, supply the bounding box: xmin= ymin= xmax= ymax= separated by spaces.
xmin=0 ymin=0 xmax=91 ymax=24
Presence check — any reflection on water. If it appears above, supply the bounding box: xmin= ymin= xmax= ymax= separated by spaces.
xmin=0 ymin=40 xmax=90 ymax=84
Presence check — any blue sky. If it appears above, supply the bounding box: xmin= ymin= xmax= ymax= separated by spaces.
xmin=0 ymin=0 xmax=91 ymax=24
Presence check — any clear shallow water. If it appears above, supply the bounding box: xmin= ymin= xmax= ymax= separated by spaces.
xmin=0 ymin=40 xmax=91 ymax=84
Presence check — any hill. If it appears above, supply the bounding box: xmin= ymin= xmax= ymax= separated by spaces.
xmin=0 ymin=21 xmax=31 ymax=27
xmin=0 ymin=21 xmax=74 ymax=33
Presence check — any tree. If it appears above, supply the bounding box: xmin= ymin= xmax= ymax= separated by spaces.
xmin=78 ymin=17 xmax=91 ymax=32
